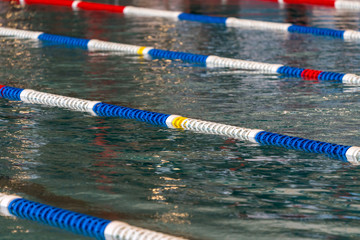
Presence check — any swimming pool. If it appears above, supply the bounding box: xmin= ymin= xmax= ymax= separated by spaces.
xmin=1 ymin=0 xmax=360 ymax=239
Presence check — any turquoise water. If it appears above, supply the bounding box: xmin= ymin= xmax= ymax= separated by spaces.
xmin=1 ymin=0 xmax=360 ymax=239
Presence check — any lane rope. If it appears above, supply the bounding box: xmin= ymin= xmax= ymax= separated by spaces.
xmin=258 ymin=0 xmax=360 ymax=10
xmin=1 ymin=27 xmax=360 ymax=84
xmin=1 ymin=84 xmax=359 ymax=164
xmin=4 ymin=0 xmax=360 ymax=41
xmin=0 ymin=193 xmax=186 ymax=240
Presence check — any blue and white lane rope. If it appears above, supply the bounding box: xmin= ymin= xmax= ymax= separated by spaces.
xmin=0 ymin=193 xmax=185 ymax=240
xmin=1 ymin=27 xmax=360 ymax=84
xmin=1 ymin=85 xmax=359 ymax=164
xmin=7 ymin=0 xmax=360 ymax=41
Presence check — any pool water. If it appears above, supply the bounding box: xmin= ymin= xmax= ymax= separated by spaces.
xmin=1 ymin=0 xmax=360 ymax=239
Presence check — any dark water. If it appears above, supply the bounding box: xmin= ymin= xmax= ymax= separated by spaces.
xmin=1 ymin=0 xmax=360 ymax=239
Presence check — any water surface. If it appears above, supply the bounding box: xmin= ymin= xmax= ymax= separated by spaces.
xmin=1 ymin=0 xmax=360 ymax=239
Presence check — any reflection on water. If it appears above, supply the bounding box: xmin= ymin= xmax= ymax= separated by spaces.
xmin=1 ymin=0 xmax=360 ymax=239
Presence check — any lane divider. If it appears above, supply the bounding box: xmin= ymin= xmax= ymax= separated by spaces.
xmin=4 ymin=0 xmax=360 ymax=41
xmin=0 ymin=193 xmax=185 ymax=240
xmin=259 ymin=0 xmax=360 ymax=10
xmin=0 ymin=84 xmax=359 ymax=164
xmin=1 ymin=27 xmax=360 ymax=84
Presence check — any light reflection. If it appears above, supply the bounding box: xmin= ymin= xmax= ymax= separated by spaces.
xmin=150 ymin=190 xmax=167 ymax=201
xmin=2 ymin=108 xmax=45 ymax=181
xmin=10 ymin=225 xmax=30 ymax=234
xmin=160 ymin=176 xmax=180 ymax=181
xmin=148 ymin=174 xmax=191 ymax=225
xmin=154 ymin=208 xmax=190 ymax=225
